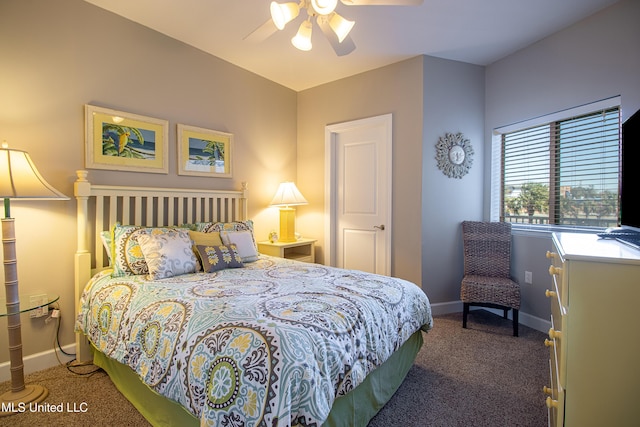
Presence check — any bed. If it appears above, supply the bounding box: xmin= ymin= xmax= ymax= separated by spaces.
xmin=73 ymin=170 xmax=433 ymax=426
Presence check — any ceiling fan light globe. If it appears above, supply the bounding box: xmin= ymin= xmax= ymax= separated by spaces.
xmin=270 ymin=1 xmax=300 ymax=30
xmin=329 ymin=12 xmax=354 ymax=42
xmin=311 ymin=0 xmax=338 ymax=15
xmin=291 ymin=20 xmax=313 ymax=51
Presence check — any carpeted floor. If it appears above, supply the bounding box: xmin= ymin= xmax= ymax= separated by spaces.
xmin=0 ymin=310 xmax=548 ymax=426
xmin=369 ymin=310 xmax=548 ymax=427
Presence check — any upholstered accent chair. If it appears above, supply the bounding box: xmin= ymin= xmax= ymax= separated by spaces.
xmin=460 ymin=221 xmax=521 ymax=336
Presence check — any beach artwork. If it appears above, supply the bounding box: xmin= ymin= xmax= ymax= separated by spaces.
xmin=178 ymin=124 xmax=232 ymax=178
xmin=85 ymin=105 xmax=168 ymax=174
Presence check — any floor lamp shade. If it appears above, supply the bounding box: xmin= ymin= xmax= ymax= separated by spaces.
xmin=270 ymin=182 xmax=308 ymax=243
xmin=0 ymin=146 xmax=68 ymax=416
xmin=0 ymin=148 xmax=69 ymax=201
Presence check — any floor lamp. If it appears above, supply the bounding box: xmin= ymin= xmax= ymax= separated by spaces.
xmin=270 ymin=182 xmax=308 ymax=242
xmin=0 ymin=145 xmax=68 ymax=415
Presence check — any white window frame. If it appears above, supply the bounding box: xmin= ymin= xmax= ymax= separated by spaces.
xmin=490 ymin=96 xmax=621 ymax=231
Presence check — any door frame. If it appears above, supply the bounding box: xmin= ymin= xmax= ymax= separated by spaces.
xmin=324 ymin=113 xmax=393 ymax=273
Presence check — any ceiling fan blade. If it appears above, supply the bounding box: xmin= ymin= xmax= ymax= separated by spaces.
xmin=340 ymin=0 xmax=423 ymax=5
xmin=243 ymin=19 xmax=278 ymax=43
xmin=317 ymin=18 xmax=356 ymax=56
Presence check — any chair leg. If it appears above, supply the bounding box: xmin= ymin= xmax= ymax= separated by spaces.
xmin=503 ymin=308 xmax=508 ymax=319
xmin=513 ymin=309 xmax=519 ymax=337
xmin=462 ymin=303 xmax=469 ymax=329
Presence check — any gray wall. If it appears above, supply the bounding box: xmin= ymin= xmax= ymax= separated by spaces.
xmin=422 ymin=56 xmax=485 ymax=306
xmin=484 ymin=0 xmax=640 ymax=323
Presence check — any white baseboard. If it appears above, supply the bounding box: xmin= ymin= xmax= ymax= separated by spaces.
xmin=430 ymin=300 xmax=550 ymax=333
xmin=429 ymin=300 xmax=463 ymax=315
xmin=519 ymin=311 xmax=551 ymax=333
xmin=0 ymin=344 xmax=76 ymax=382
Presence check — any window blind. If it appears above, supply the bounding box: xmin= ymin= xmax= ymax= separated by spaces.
xmin=500 ymin=107 xmax=620 ymax=226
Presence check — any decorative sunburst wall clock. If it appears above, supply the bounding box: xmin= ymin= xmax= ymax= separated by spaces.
xmin=435 ymin=132 xmax=474 ymax=179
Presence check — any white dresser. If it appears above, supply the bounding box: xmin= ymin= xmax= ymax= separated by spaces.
xmin=545 ymin=232 xmax=640 ymax=427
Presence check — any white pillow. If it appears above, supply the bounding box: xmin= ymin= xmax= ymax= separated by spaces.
xmin=220 ymin=230 xmax=259 ymax=262
xmin=137 ymin=230 xmax=197 ymax=279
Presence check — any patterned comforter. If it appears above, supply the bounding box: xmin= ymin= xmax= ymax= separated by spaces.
xmin=76 ymin=256 xmax=432 ymax=426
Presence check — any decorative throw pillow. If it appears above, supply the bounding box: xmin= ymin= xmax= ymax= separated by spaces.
xmin=220 ymin=230 xmax=259 ymax=262
xmin=111 ymin=224 xmax=185 ymax=277
xmin=188 ymin=230 xmax=223 ymax=270
xmin=111 ymin=224 xmax=148 ymax=277
xmin=195 ymin=220 xmax=257 ymax=247
xmin=188 ymin=230 xmax=223 ymax=247
xmin=137 ymin=229 xmax=197 ymax=280
xmin=195 ymin=244 xmax=244 ymax=273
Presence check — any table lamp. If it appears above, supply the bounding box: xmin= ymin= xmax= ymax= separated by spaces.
xmin=270 ymin=182 xmax=307 ymax=242
xmin=0 ymin=144 xmax=69 ymax=415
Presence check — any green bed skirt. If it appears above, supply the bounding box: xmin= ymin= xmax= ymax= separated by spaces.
xmin=93 ymin=330 xmax=424 ymax=427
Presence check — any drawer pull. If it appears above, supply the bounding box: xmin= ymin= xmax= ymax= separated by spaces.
xmin=546 ymin=396 xmax=559 ymax=409
xmin=544 ymin=339 xmax=554 ymax=348
xmin=546 ymin=251 xmax=557 ymax=259
xmin=545 ymin=289 xmax=557 ymax=298
xmin=543 ymin=386 xmax=553 ymax=395
xmin=548 ymin=328 xmax=562 ymax=340
xmin=549 ymin=265 xmax=563 ymax=276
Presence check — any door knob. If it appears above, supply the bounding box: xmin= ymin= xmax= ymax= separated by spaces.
xmin=374 ymin=225 xmax=385 ymax=230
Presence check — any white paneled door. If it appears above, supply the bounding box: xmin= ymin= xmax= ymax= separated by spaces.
xmin=325 ymin=114 xmax=392 ymax=275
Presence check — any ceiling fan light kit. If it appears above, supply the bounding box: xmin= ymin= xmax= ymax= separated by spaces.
xmin=262 ymin=0 xmax=423 ymax=55
xmin=270 ymin=0 xmax=354 ymax=52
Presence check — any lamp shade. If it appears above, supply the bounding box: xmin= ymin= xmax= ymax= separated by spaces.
xmin=270 ymin=182 xmax=308 ymax=207
xmin=0 ymin=147 xmax=68 ymax=200
xmin=291 ymin=20 xmax=313 ymax=51
xmin=270 ymin=1 xmax=300 ymax=30
xmin=329 ymin=12 xmax=355 ymax=42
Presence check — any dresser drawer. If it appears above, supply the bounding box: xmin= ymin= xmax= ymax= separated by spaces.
xmin=547 ymin=250 xmax=566 ymax=304
xmin=545 ymin=331 xmax=565 ymax=427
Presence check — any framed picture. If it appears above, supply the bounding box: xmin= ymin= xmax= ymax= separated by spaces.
xmin=85 ymin=104 xmax=169 ymax=174
xmin=177 ymin=124 xmax=233 ymax=178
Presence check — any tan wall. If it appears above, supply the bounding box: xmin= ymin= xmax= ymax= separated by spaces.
xmin=296 ymin=57 xmax=424 ymax=286
xmin=0 ymin=0 xmax=297 ymax=366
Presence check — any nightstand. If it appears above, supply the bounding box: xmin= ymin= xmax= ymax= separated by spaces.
xmin=258 ymin=238 xmax=316 ymax=263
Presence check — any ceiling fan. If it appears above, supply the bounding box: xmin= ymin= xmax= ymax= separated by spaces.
xmin=245 ymin=0 xmax=424 ymax=56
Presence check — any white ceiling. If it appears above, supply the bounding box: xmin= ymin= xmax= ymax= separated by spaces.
xmin=84 ymin=0 xmax=619 ymax=91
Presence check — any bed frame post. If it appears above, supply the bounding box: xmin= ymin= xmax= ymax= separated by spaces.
xmin=241 ymin=181 xmax=248 ymax=220
xmin=74 ymin=170 xmax=93 ymax=362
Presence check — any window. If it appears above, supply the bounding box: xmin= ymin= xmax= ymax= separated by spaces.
xmin=493 ymin=100 xmax=620 ymax=228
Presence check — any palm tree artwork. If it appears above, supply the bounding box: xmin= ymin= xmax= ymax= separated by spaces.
xmin=102 ymin=124 xmax=154 ymax=159
xmin=188 ymin=138 xmax=226 ymax=173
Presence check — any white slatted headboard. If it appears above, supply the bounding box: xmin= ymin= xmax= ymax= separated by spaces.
xmin=73 ymin=170 xmax=248 ymax=361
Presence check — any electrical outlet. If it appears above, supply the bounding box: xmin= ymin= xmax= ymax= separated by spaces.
xmin=29 ymin=294 xmax=49 ymax=318
xmin=525 ymin=271 xmax=533 ymax=284
xmin=46 ymin=309 xmax=60 ymax=324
